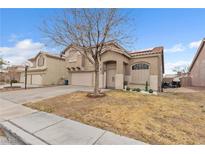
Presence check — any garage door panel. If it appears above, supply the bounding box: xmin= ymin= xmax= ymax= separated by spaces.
xmin=71 ymin=73 xmax=93 ymax=86
xmin=131 ymin=70 xmax=150 ymax=84
xmin=32 ymin=75 xmax=42 ymax=85
xmin=27 ymin=75 xmax=32 ymax=85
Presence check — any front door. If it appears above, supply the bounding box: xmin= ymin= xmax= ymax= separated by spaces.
xmin=106 ymin=62 xmax=117 ymax=89
xmin=107 ymin=69 xmax=116 ymax=88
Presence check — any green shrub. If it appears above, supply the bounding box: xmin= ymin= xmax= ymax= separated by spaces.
xmin=145 ymin=81 xmax=148 ymax=91
xmin=126 ymin=87 xmax=130 ymax=91
xmin=136 ymin=88 xmax=141 ymax=92
xmin=133 ymin=88 xmax=141 ymax=92
xmin=149 ymin=89 xmax=153 ymax=93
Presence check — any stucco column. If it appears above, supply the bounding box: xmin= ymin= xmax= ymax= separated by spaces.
xmin=99 ymin=62 xmax=105 ymax=88
xmin=115 ymin=61 xmax=124 ymax=89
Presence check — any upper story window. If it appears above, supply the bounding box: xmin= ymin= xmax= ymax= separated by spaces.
xmin=132 ymin=63 xmax=149 ymax=70
xmin=38 ymin=55 xmax=44 ymax=67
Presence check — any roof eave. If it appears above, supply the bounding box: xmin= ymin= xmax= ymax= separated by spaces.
xmin=189 ymin=39 xmax=205 ymax=72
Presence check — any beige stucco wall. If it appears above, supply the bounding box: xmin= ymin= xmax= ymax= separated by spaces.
xmin=21 ymin=53 xmax=68 ymax=86
xmin=64 ymin=45 xmax=163 ymax=91
xmin=190 ymin=44 xmax=205 ymax=87
xmin=42 ymin=56 xmax=68 ymax=85
xmin=65 ymin=48 xmax=94 ymax=71
xmin=128 ymin=55 xmax=162 ymax=91
xmin=100 ymin=51 xmax=129 ymax=89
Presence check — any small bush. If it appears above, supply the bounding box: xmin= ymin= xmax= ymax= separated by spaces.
xmin=149 ymin=89 xmax=153 ymax=93
xmin=133 ymin=88 xmax=141 ymax=92
xmin=126 ymin=87 xmax=130 ymax=91
xmin=136 ymin=88 xmax=141 ymax=92
xmin=132 ymin=88 xmax=137 ymax=91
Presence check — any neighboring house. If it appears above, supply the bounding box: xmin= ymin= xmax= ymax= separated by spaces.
xmin=63 ymin=42 xmax=164 ymax=91
xmin=20 ymin=52 xmax=68 ymax=86
xmin=0 ymin=69 xmax=8 ymax=83
xmin=189 ymin=38 xmax=205 ymax=87
xmin=163 ymin=72 xmax=191 ymax=87
xmin=163 ymin=74 xmax=178 ymax=83
xmin=0 ymin=65 xmax=24 ymax=83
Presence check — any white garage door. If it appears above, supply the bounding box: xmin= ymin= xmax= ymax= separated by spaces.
xmin=131 ymin=63 xmax=150 ymax=84
xmin=27 ymin=75 xmax=32 ymax=84
xmin=131 ymin=69 xmax=150 ymax=84
xmin=71 ymin=72 xmax=93 ymax=86
xmin=31 ymin=75 xmax=42 ymax=85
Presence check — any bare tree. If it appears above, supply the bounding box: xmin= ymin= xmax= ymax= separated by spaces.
xmin=7 ymin=66 xmax=18 ymax=87
xmin=172 ymin=65 xmax=190 ymax=74
xmin=40 ymin=9 xmax=129 ymax=95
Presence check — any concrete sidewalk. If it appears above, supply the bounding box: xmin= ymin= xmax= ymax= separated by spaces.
xmin=1 ymin=112 xmax=145 ymax=145
xmin=0 ymin=86 xmax=146 ymax=145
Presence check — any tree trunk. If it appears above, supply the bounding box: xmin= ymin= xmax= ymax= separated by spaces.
xmin=94 ymin=62 xmax=100 ymax=95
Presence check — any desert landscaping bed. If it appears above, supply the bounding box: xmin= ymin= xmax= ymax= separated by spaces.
xmin=24 ymin=90 xmax=205 ymax=144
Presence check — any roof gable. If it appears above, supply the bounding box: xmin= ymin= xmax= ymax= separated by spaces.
xmin=129 ymin=47 xmax=163 ymax=57
xmin=62 ymin=41 xmax=131 ymax=58
xmin=29 ymin=51 xmax=64 ymax=61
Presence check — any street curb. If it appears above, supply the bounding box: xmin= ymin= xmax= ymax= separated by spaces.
xmin=0 ymin=121 xmax=48 ymax=145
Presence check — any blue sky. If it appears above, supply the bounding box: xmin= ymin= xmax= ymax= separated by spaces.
xmin=0 ymin=9 xmax=205 ymax=73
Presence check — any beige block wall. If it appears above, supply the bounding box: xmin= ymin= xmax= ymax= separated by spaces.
xmin=190 ymin=44 xmax=205 ymax=87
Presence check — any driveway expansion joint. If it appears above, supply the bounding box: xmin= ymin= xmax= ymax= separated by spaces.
xmin=92 ymin=130 xmax=107 ymax=145
xmin=33 ymin=119 xmax=66 ymax=134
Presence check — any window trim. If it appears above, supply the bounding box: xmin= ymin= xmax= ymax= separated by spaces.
xmin=131 ymin=62 xmax=149 ymax=70
xmin=37 ymin=55 xmax=45 ymax=67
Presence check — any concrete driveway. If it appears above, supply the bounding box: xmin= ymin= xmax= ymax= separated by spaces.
xmin=0 ymin=85 xmax=93 ymax=104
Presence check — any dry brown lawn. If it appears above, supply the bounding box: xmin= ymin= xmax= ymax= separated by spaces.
xmin=24 ymin=90 xmax=205 ymax=144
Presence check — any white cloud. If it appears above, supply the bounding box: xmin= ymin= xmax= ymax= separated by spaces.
xmin=0 ymin=39 xmax=45 ymax=65
xmin=165 ymin=43 xmax=186 ymax=53
xmin=189 ymin=40 xmax=201 ymax=49
xmin=165 ymin=60 xmax=191 ymax=74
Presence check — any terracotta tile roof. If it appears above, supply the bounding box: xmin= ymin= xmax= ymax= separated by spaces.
xmin=129 ymin=47 xmax=163 ymax=56
xmin=130 ymin=46 xmax=164 ymax=73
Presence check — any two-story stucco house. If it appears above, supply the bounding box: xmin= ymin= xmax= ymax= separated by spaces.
xmin=20 ymin=52 xmax=68 ymax=86
xmin=63 ymin=42 xmax=164 ymax=91
xmin=189 ymin=38 xmax=205 ymax=87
